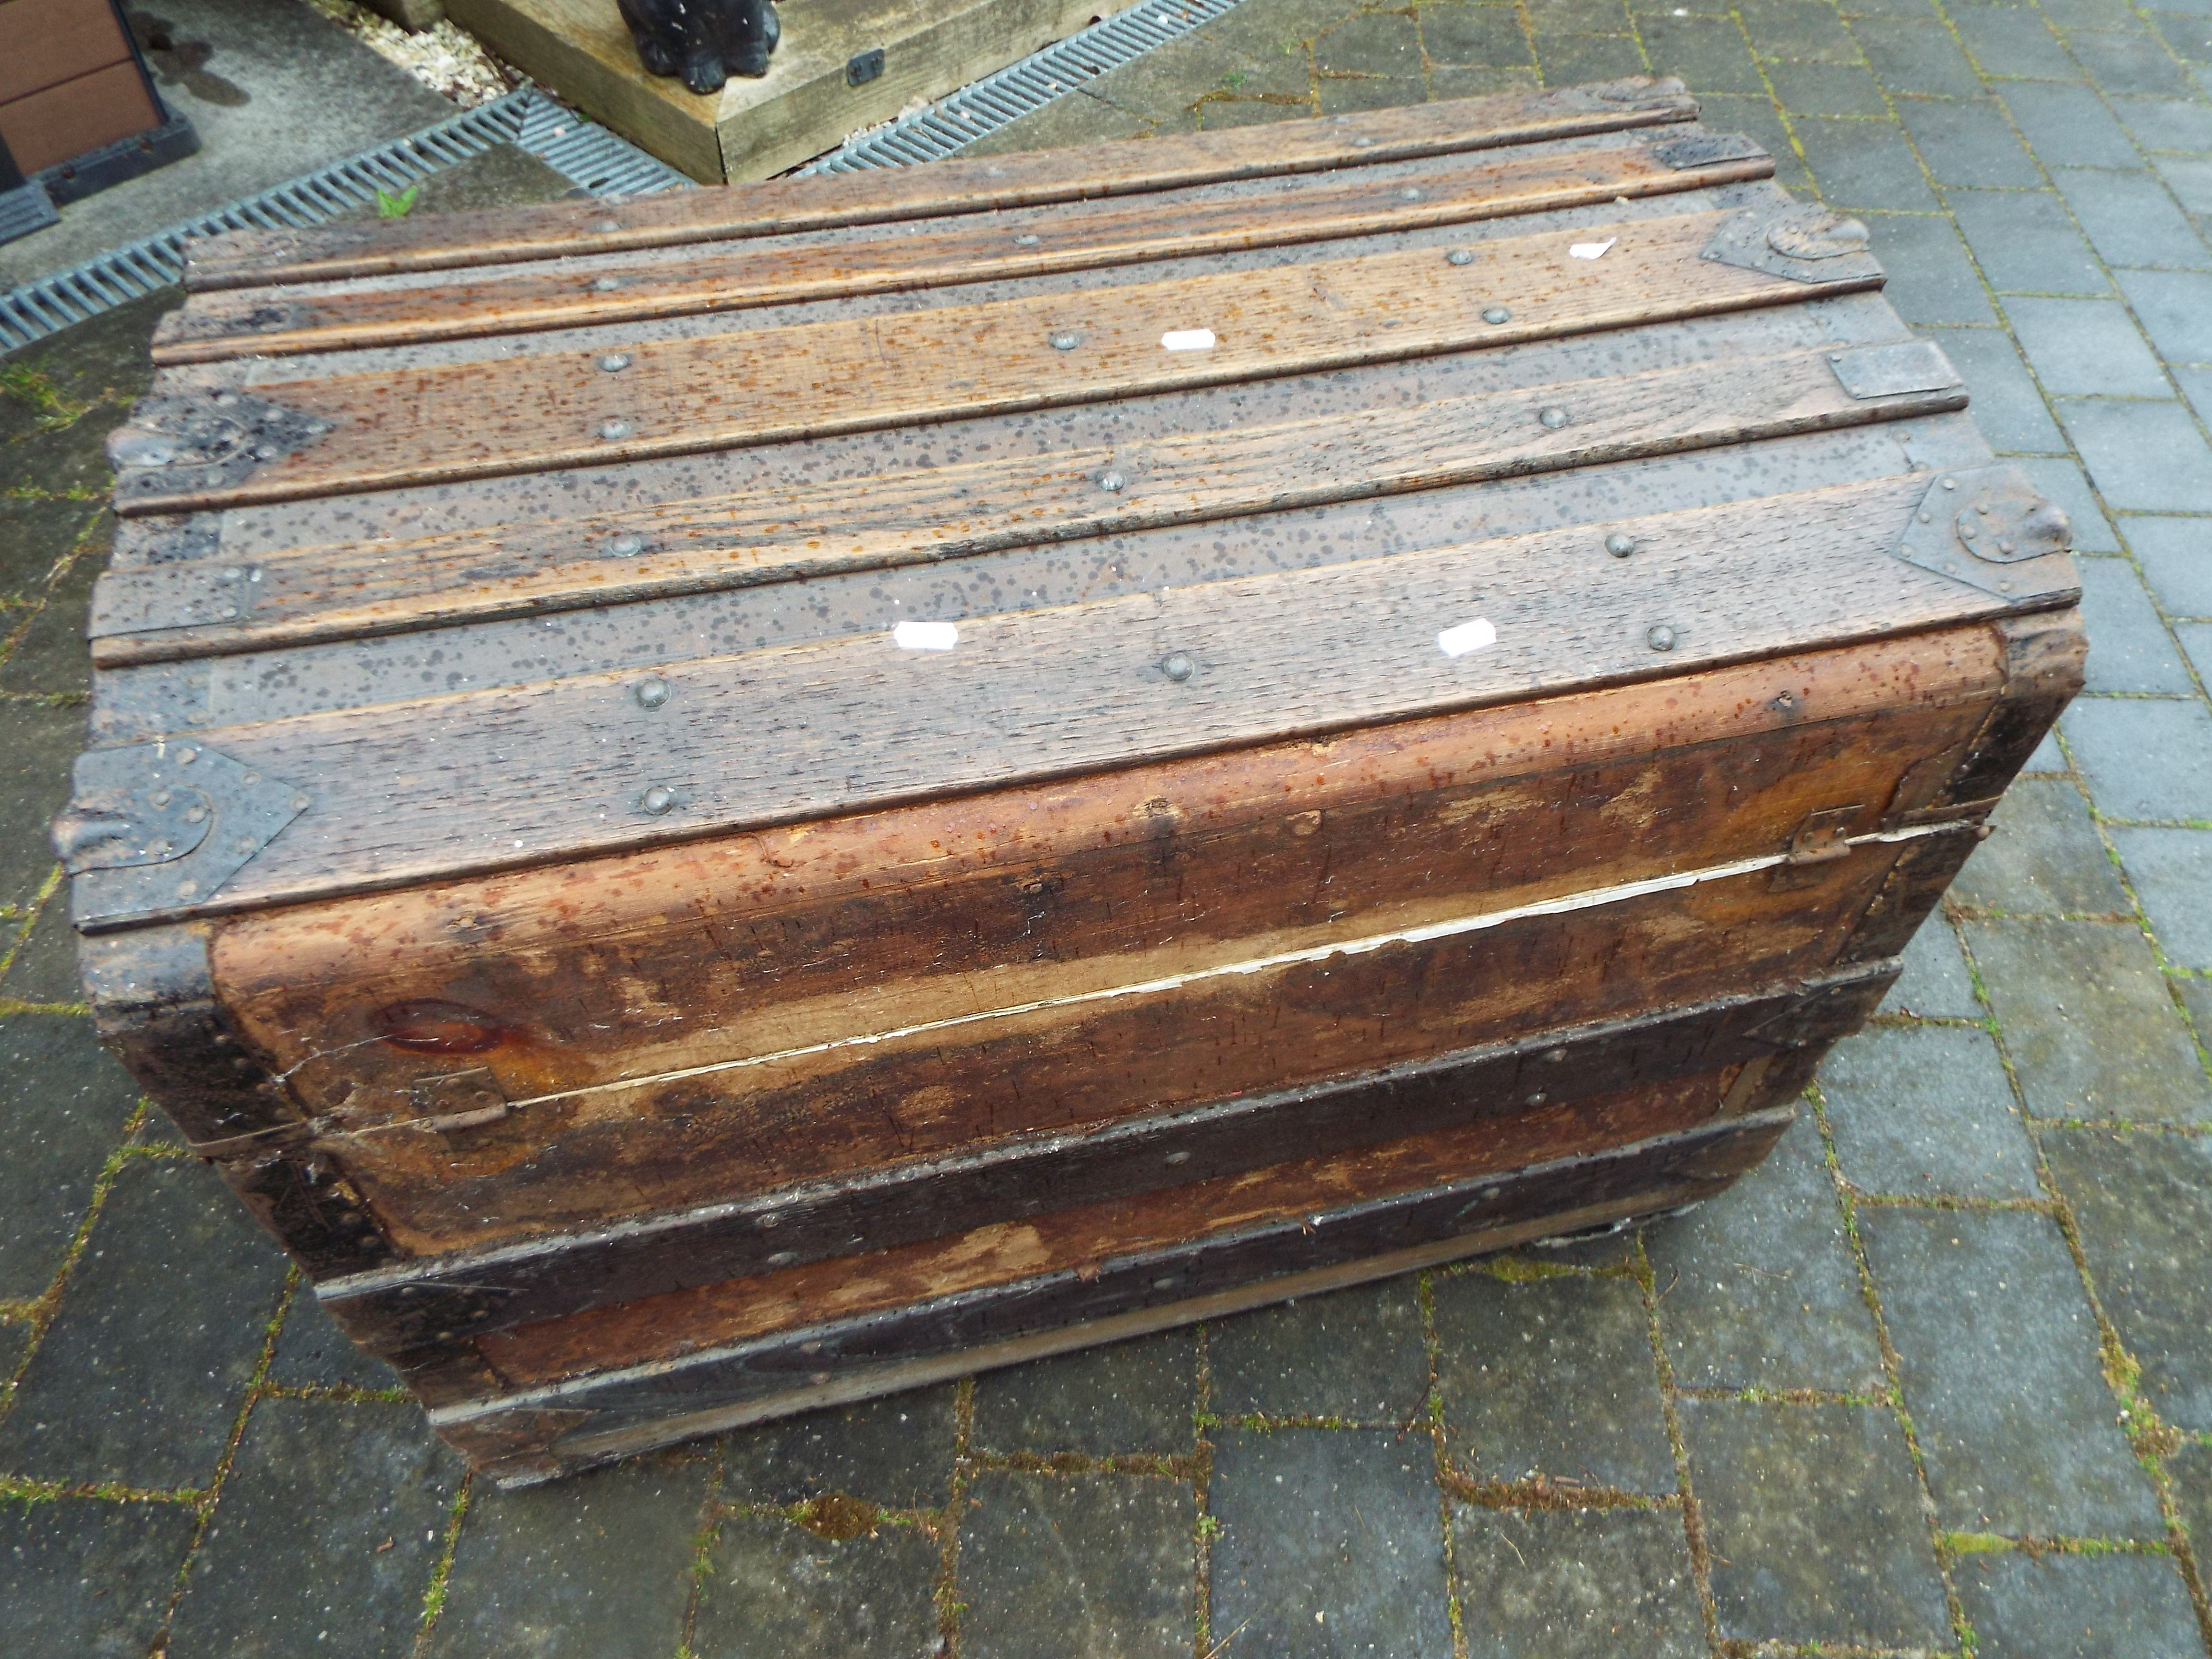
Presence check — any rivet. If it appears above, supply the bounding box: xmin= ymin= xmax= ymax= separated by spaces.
xmin=1400 ymin=187 xmax=1421 ymax=201
xmin=177 ymin=878 xmax=198 ymax=897
xmin=598 ymin=353 xmax=632 ymax=372
xmin=291 ymin=794 xmax=311 ymax=810
xmin=1165 ymin=1150 xmax=1191 ymax=1165
xmin=1161 ymin=651 xmax=1195 ymax=682
xmin=1998 ymin=579 xmax=2014 ymax=591
xmin=1918 ymin=512 xmax=1931 ymax=523
xmin=766 ymin=1250 xmax=799 ymax=1267
xmin=1447 ymin=249 xmax=1474 ymax=266
xmin=1153 ymin=1276 xmax=1178 ymax=1289
xmin=149 ymin=840 xmax=171 ymax=856
xmin=1482 ymin=304 xmax=1511 ymax=324
xmin=253 ymin=445 xmax=279 ymax=460
xmin=1100 ymin=471 xmax=1125 ymax=493
xmin=1539 ymin=407 xmax=1570 ymax=430
xmin=1961 ymin=524 xmax=1977 ymax=539
xmin=639 ymin=784 xmax=676 ymax=816
xmin=591 ymin=218 xmax=621 ymax=232
xmin=609 ymin=531 xmax=645 ymax=556
xmin=1997 ymin=539 xmax=2015 ymax=554
xmin=1941 ymin=476 xmax=1958 ymax=490
xmin=219 ymin=604 xmax=239 ymax=619
xmin=242 ymin=771 xmax=259 ymax=785
xmin=305 ymin=419 xmax=331 ymax=434
xmin=598 ymin=417 xmax=635 ymax=441
xmin=634 ymin=676 xmax=672 ymax=709
xmin=1902 ymin=544 xmax=1918 ymax=556
xmin=150 ymin=789 xmax=171 ymax=807
xmin=1829 ymin=352 xmax=1843 ymax=362
xmin=1048 ymin=330 xmax=1082 ymax=351
xmin=1974 ymin=502 xmax=1990 ymax=516
xmin=592 ymin=275 xmax=624 ymax=291
xmin=1605 ymin=532 xmax=1636 ymax=558
xmin=1014 ymin=233 xmax=1040 ymax=246
xmin=1352 ymin=135 xmax=1373 ymax=146
xmin=233 ymin=836 xmax=256 ymax=854
xmin=184 ymin=805 xmax=207 ymax=823
xmin=1647 ymin=623 xmax=1677 ymax=651
xmin=177 ymin=747 xmax=198 ymax=764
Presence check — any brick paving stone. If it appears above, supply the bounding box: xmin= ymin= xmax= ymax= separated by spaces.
xmin=2025 ymin=727 xmax=2067 ymax=770
xmin=0 ymin=1157 xmax=286 ymax=1490
xmin=2117 ymin=92 xmax=2212 ymax=150
xmin=1860 ymin=1208 xmax=2164 ymax=1536
xmin=721 ymin=1388 xmax=958 ymax=1511
xmin=2016 ymin=455 xmax=2122 ymax=550
xmin=2057 ymin=399 xmax=2212 ymax=512
xmin=2160 ymin=13 xmax=2212 ymax=69
xmin=430 ymin=1454 xmax=709 ymax=1659
xmin=1855 ymin=17 xmax=1984 ymax=96
xmin=2116 ymin=269 xmax=2212 ymax=362
xmin=1634 ymin=13 xmax=1765 ymax=90
xmin=2008 ymin=298 xmax=2169 ymax=397
xmin=1952 ymin=778 xmax=2129 ymax=915
xmin=1819 ymin=1026 xmax=2043 ymax=1198
xmin=2177 ymin=363 xmax=2212 ymax=425
xmin=2071 ymin=29 xmax=2200 ymax=96
xmin=0 ymin=703 xmax=88 ymax=917
xmin=2076 ymin=560 xmax=2196 ymax=692
xmin=1951 ymin=192 xmax=2110 ymax=294
xmin=0 ymin=496 xmax=95 ymax=605
xmin=1927 ymin=326 xmax=2068 ymax=452
xmin=2040 ymin=0 xmax=2159 ymax=31
xmin=1862 ymin=212 xmax=1998 ymax=322
xmin=1529 ymin=36 xmax=1649 ymax=84
xmin=693 ymin=1510 xmax=941 ymax=1659
xmin=1679 ymin=1401 xmax=1949 ymax=1648
xmin=1432 ymin=1269 xmax=1674 ymax=1492
xmin=1739 ymin=0 xmax=1863 ymax=60
xmin=1798 ymin=121 xmax=1943 ymax=211
xmin=2063 ymin=697 xmax=2212 ymax=819
xmin=1954 ymin=6 xmax=2081 ymax=79
xmin=1765 ymin=59 xmax=1887 ymax=113
xmin=2040 ymin=1127 xmax=2212 ymax=1429
xmin=1645 ymin=1121 xmax=1886 ymax=1393
xmin=1952 ymin=1550 xmax=2203 ymax=1657
xmin=2170 ymin=1440 xmax=2212 ymax=1564
xmin=970 ymin=1330 xmax=1193 ymax=1457
xmin=0 ymin=517 xmax=105 ymax=698
xmin=1 ymin=895 xmax=86 ymax=1006
xmin=0 ymin=1315 xmax=26 ymax=1376
xmin=1419 ymin=2 xmax=1537 ymax=67
xmin=1900 ymin=97 xmax=2047 ymax=188
xmin=166 ymin=1398 xmax=462 ymax=1659
xmin=1689 ymin=94 xmax=1814 ymax=191
xmin=1878 ymin=916 xmax=1983 ymax=1016
xmin=1207 ymin=1277 xmax=1428 ymax=1420
xmin=2055 ymin=168 xmax=2212 ymax=268
xmin=1448 ymin=1505 xmax=1704 ymax=1657
xmin=1316 ymin=7 xmax=1425 ymax=76
xmin=267 ymin=1289 xmax=402 ymax=1394
xmin=1209 ymin=1427 xmax=1453 ymax=1659
xmin=2107 ymin=826 xmax=2212 ymax=965
xmin=0 ymin=1013 xmax=138 ymax=1303
xmin=957 ymin=1470 xmax=1193 ymax=1659
xmin=2000 ymin=83 xmax=2148 ymax=168
xmin=2181 ymin=619 xmax=2212 ymax=682
xmin=1967 ymin=917 xmax=2212 ymax=1121
xmin=0 ymin=1496 xmax=197 ymax=1659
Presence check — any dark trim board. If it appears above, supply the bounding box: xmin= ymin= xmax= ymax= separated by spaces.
xmin=319 ymin=960 xmax=1896 ymax=1354
xmin=435 ymin=1106 xmax=1795 ymax=1484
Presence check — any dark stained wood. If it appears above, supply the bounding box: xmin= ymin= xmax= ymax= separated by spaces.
xmin=180 ymin=80 xmax=1699 ymax=290
xmin=117 ymin=209 xmax=1879 ymax=516
xmin=319 ymin=962 xmax=1891 ymax=1354
xmin=153 ymin=139 xmax=1771 ymax=366
xmin=92 ymin=344 xmax=1955 ymax=665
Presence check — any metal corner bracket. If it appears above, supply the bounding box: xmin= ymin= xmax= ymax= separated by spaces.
xmin=1892 ymin=464 xmax=2079 ymax=604
xmin=1700 ymin=205 xmax=1884 ymax=284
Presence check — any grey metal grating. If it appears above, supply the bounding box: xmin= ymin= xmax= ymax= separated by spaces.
xmin=0 ymin=88 xmax=691 ymax=354
xmin=804 ymin=0 xmax=1248 ymax=173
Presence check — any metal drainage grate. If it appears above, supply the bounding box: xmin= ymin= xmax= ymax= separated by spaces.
xmin=805 ymin=0 xmax=1250 ymax=172
xmin=0 ymin=87 xmax=690 ymax=355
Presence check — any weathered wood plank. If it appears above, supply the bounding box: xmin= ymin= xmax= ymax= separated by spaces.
xmin=431 ymin=1105 xmax=1793 ymax=1481
xmin=154 ymin=137 xmax=1770 ymax=366
xmin=115 ymin=207 xmax=1878 ymax=516
xmin=318 ymin=962 xmax=1890 ymax=1353
xmin=91 ymin=342 xmax=1952 ymax=665
xmin=181 ymin=80 xmax=1698 ymax=290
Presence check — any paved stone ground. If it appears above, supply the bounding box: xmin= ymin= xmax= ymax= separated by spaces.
xmin=5 ymin=0 xmax=2212 ymax=1649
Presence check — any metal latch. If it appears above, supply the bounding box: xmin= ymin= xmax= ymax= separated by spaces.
xmin=55 ymin=742 xmax=309 ymax=927
xmin=412 ymin=1070 xmax=512 ymax=1141
xmin=1770 ymin=805 xmax=1861 ymax=889
xmin=1893 ymin=465 xmax=2076 ymax=601
xmin=1701 ymin=206 xmax=1883 ymax=284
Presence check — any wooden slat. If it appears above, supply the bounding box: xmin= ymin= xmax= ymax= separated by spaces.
xmin=180 ymin=80 xmax=1699 ymax=290
xmin=92 ymin=343 xmax=1950 ymax=665
xmin=114 ymin=207 xmax=1879 ymax=517
xmin=153 ymin=136 xmax=1771 ymax=366
xmin=318 ymin=963 xmax=1889 ymax=1353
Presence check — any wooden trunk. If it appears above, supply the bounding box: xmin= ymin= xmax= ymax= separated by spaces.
xmin=64 ymin=81 xmax=2084 ymax=1485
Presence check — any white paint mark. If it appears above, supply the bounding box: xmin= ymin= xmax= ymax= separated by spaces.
xmin=891 ymin=620 xmax=959 ymax=651
xmin=1570 ymin=238 xmax=1618 ymax=260
xmin=1161 ymin=328 xmax=1217 ymax=351
xmin=1437 ymin=617 xmax=1498 ymax=657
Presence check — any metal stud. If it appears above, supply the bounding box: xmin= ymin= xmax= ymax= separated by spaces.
xmin=1647 ymin=624 xmax=1677 ymax=651
xmin=291 ymin=794 xmax=311 ymax=811
xmin=1605 ymin=532 xmax=1636 ymax=558
xmin=1161 ymin=651 xmax=1195 ymax=682
xmin=639 ymin=784 xmax=676 ymax=816
xmin=1446 ymin=249 xmax=1474 ymax=266
xmin=1539 ymin=407 xmax=1570 ymax=430
xmin=609 ymin=531 xmax=645 ymax=556
xmin=177 ymin=878 xmax=198 ymax=898
xmin=1014 ymin=233 xmax=1040 ymax=246
xmin=766 ymin=1250 xmax=799 ymax=1267
xmin=1100 ymin=471 xmax=1125 ymax=493
xmin=634 ymin=676 xmax=672 ymax=709
xmin=1941 ymin=476 xmax=1958 ymax=490
xmin=591 ymin=218 xmax=621 ymax=232
xmin=1482 ymin=305 xmax=1511 ymax=324
xmin=150 ymin=789 xmax=170 ymax=807
xmin=184 ymin=805 xmax=207 ymax=824
xmin=1400 ymin=187 xmax=1421 ymax=201
xmin=233 ymin=836 xmax=256 ymax=855
xmin=1048 ymin=330 xmax=1082 ymax=351
xmin=1352 ymin=135 xmax=1374 ymax=147
xmin=598 ymin=353 xmax=632 ymax=373
xmin=598 ymin=417 xmax=635 ymax=441
xmin=592 ymin=275 xmax=624 ymax=292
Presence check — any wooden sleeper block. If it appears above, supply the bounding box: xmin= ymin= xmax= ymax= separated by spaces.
xmin=65 ymin=83 xmax=2084 ymax=1483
